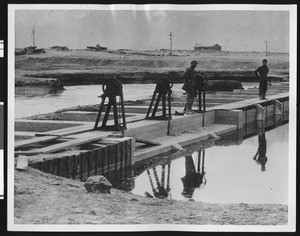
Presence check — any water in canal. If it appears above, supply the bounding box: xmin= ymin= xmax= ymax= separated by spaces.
xmin=15 ymin=84 xmax=177 ymax=118
xmin=15 ymin=82 xmax=261 ymax=118
xmin=108 ymin=118 xmax=289 ymax=205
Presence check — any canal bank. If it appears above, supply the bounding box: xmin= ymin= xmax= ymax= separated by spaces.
xmin=14 ymin=165 xmax=288 ymax=225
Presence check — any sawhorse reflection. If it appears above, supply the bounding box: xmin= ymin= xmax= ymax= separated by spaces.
xmin=146 ymin=161 xmax=171 ymax=199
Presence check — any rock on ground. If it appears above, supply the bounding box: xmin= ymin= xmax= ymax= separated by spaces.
xmin=84 ymin=175 xmax=112 ymax=193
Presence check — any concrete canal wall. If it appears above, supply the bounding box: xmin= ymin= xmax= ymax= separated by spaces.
xmin=28 ymin=137 xmax=134 ymax=182
xmin=14 ymin=90 xmax=289 ymax=183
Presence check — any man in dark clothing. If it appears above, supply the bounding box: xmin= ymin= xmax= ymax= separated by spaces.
xmin=255 ymin=59 xmax=270 ymax=100
xmin=182 ymin=60 xmax=198 ymax=115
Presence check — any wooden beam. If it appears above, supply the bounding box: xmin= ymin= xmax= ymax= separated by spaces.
xmin=135 ymin=138 xmax=161 ymax=146
xmin=15 ymin=135 xmax=60 ymax=149
xmin=15 ymin=150 xmax=43 ymax=156
xmin=35 ymin=124 xmax=94 ymax=137
xmin=36 ymin=132 xmax=112 ymax=154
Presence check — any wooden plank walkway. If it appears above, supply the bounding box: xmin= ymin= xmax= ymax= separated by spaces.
xmin=15 ymin=135 xmax=60 ymax=149
xmin=208 ymin=92 xmax=289 ymax=111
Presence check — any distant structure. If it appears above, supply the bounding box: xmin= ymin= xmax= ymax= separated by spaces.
xmin=194 ymin=43 xmax=222 ymax=53
xmin=15 ymin=46 xmax=46 ymax=56
xmin=32 ymin=20 xmax=36 ymax=47
xmin=87 ymin=44 xmax=108 ymax=52
xmin=15 ymin=21 xmax=46 ymax=56
xmin=169 ymin=32 xmax=173 ymax=56
xmin=51 ymin=46 xmax=69 ymax=51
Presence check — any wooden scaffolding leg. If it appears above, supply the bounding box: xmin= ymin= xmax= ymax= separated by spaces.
xmin=120 ymin=92 xmax=127 ymax=129
xmin=198 ymin=90 xmax=202 ymax=112
xmin=162 ymin=94 xmax=166 ymax=119
xmin=146 ymin=92 xmax=157 ymax=118
xmin=112 ymin=99 xmax=119 ymax=129
xmin=94 ymin=98 xmax=106 ymax=129
xmin=203 ymin=91 xmax=206 ymax=111
xmin=102 ymin=100 xmax=112 ymax=127
xmin=151 ymin=93 xmax=162 ymax=118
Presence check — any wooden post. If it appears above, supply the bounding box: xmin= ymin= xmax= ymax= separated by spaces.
xmin=98 ymin=148 xmax=104 ymax=175
xmin=52 ymin=158 xmax=58 ymax=176
xmin=61 ymin=156 xmax=68 ymax=178
xmin=68 ymin=155 xmax=75 ymax=179
xmin=90 ymin=150 xmax=96 ymax=176
xmin=256 ymin=104 xmax=266 ymax=121
xmin=87 ymin=151 xmax=91 ymax=179
xmin=109 ymin=145 xmax=115 ymax=172
xmin=274 ymin=100 xmax=283 ymax=115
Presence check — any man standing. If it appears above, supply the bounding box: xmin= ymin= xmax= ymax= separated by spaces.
xmin=255 ymin=59 xmax=270 ymax=100
xmin=182 ymin=60 xmax=198 ymax=114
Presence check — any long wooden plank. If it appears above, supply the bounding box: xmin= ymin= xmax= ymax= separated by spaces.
xmin=35 ymin=124 xmax=94 ymax=137
xmin=37 ymin=132 xmax=112 ymax=154
xmin=208 ymin=92 xmax=289 ymax=111
xmin=135 ymin=138 xmax=161 ymax=146
xmin=15 ymin=131 xmax=36 ymax=137
xmin=15 ymin=135 xmax=60 ymax=149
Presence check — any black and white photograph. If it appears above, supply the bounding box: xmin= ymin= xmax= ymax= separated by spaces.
xmin=7 ymin=4 xmax=296 ymax=232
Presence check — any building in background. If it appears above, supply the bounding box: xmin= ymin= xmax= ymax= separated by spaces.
xmin=194 ymin=43 xmax=222 ymax=53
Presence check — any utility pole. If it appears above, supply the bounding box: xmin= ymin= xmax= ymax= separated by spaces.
xmin=32 ymin=20 xmax=36 ymax=47
xmin=265 ymin=41 xmax=268 ymax=56
xmin=169 ymin=32 xmax=173 ymax=56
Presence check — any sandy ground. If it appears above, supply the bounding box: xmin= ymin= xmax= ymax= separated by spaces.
xmin=14 ymin=167 xmax=288 ymax=225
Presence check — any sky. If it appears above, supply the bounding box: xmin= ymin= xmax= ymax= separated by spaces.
xmin=15 ymin=9 xmax=290 ymax=52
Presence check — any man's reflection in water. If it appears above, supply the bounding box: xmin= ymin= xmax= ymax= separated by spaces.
xmin=181 ymin=151 xmax=206 ymax=200
xmin=253 ymin=131 xmax=268 ymax=171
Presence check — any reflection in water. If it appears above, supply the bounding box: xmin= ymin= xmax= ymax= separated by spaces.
xmin=181 ymin=151 xmax=206 ymax=200
xmin=253 ymin=130 xmax=268 ymax=171
xmin=105 ymin=165 xmax=135 ymax=192
xmin=100 ymin=111 xmax=288 ymax=204
xmin=215 ymin=111 xmax=288 ymax=147
xmin=146 ymin=161 xmax=171 ymax=199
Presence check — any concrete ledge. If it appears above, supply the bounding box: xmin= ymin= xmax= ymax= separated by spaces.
xmin=169 ymin=111 xmax=215 ymax=135
xmin=133 ymin=123 xmax=237 ymax=164
xmin=124 ymin=111 xmax=215 ymax=140
xmin=215 ymin=109 xmax=244 ymax=129
xmin=125 ymin=119 xmax=168 ymax=140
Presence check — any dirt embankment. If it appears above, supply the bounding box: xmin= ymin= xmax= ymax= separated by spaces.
xmin=15 ymin=50 xmax=289 ymax=86
xmin=14 ymin=167 xmax=288 ymax=225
